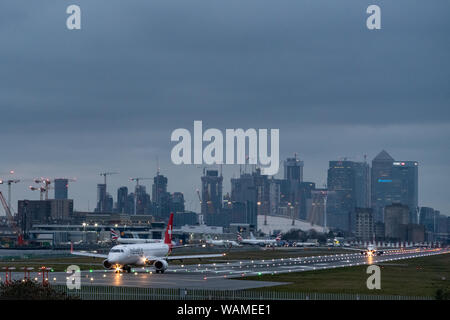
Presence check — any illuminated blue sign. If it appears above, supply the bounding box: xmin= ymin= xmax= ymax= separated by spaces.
xmin=378 ymin=179 xmax=392 ymax=183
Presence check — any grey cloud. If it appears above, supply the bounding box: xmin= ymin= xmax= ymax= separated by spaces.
xmin=0 ymin=0 xmax=449 ymax=214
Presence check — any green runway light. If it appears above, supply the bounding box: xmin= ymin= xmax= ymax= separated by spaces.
xmin=258 ymin=272 xmax=262 ymax=276
xmin=89 ymin=269 xmax=93 ymax=272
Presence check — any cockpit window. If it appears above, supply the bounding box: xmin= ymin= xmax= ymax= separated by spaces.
xmin=110 ymin=249 xmax=124 ymax=253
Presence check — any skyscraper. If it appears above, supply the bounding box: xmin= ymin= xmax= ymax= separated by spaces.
xmin=152 ymin=174 xmax=168 ymax=204
xmin=152 ymin=173 xmax=170 ymax=218
xmin=253 ymin=168 xmax=271 ymax=217
xmin=170 ymin=192 xmax=185 ymax=213
xmin=54 ymin=178 xmax=69 ymax=200
xmin=96 ymin=183 xmax=107 ymax=212
xmin=201 ymin=170 xmax=223 ymax=225
xmin=326 ymin=160 xmax=356 ymax=232
xmin=297 ymin=182 xmax=316 ymax=220
xmin=384 ymin=203 xmax=409 ymax=241
xmin=231 ymin=172 xmax=257 ymax=227
xmin=117 ymin=186 xmax=128 ymax=213
xmin=391 ymin=161 xmax=419 ymax=223
xmin=309 ymin=189 xmax=327 ymax=226
xmin=283 ymin=156 xmax=304 ymax=215
xmin=353 ymin=161 xmax=371 ymax=208
xmin=284 ymin=156 xmax=304 ymax=182
xmin=135 ymin=185 xmax=150 ymax=214
xmin=326 ymin=160 xmax=370 ymax=232
xmin=371 ymin=150 xmax=395 ymax=222
xmin=127 ymin=193 xmax=135 ymax=215
xmin=355 ymin=208 xmax=374 ymax=241
xmin=419 ymin=206 xmax=436 ymax=234
xmin=95 ymin=183 xmax=113 ymax=213
xmin=268 ymin=178 xmax=281 ymax=216
xmin=371 ymin=151 xmax=419 ymax=223
xmin=105 ymin=193 xmax=113 ymax=212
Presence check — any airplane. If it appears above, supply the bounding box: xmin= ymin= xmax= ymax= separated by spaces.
xmin=294 ymin=241 xmax=319 ymax=247
xmin=110 ymin=229 xmax=171 ymax=244
xmin=203 ymin=235 xmax=241 ymax=248
xmin=72 ymin=213 xmax=225 ymax=274
xmin=237 ymin=232 xmax=282 ymax=246
xmin=360 ymin=244 xmax=384 ymax=256
xmin=341 ymin=244 xmax=385 ymax=256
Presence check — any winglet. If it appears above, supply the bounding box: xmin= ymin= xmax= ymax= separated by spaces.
xmin=70 ymin=241 xmax=73 ymax=253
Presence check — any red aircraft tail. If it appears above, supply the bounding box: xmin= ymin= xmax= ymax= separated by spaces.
xmin=164 ymin=213 xmax=174 ymax=246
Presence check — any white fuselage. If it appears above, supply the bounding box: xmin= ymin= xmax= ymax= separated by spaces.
xmin=239 ymin=238 xmax=276 ymax=245
xmin=295 ymin=242 xmax=318 ymax=247
xmin=206 ymin=239 xmax=240 ymax=247
xmin=116 ymin=238 xmax=162 ymax=244
xmin=107 ymin=243 xmax=170 ymax=266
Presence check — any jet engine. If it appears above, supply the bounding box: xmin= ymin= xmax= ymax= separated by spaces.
xmin=153 ymin=259 xmax=168 ymax=273
xmin=103 ymin=259 xmax=113 ymax=269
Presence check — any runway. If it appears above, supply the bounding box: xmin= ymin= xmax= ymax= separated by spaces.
xmin=2 ymin=247 xmax=448 ymax=290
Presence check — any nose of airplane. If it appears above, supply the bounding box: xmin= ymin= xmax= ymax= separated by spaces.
xmin=107 ymin=252 xmax=121 ymax=263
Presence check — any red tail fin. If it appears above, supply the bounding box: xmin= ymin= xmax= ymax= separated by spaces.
xmin=164 ymin=213 xmax=174 ymax=246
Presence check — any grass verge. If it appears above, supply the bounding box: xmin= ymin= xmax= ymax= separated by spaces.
xmin=241 ymin=252 xmax=450 ymax=297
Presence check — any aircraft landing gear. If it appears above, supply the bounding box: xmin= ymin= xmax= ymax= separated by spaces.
xmin=123 ymin=266 xmax=131 ymax=273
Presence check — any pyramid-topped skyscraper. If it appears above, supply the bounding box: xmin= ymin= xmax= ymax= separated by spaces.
xmin=373 ymin=150 xmax=394 ymax=162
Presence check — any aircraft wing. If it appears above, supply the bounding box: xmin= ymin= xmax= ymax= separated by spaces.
xmin=339 ymin=247 xmax=365 ymax=251
xmin=339 ymin=247 xmax=394 ymax=253
xmin=166 ymin=253 xmax=226 ymax=261
xmin=71 ymin=251 xmax=108 ymax=259
xmin=171 ymin=243 xmax=202 ymax=248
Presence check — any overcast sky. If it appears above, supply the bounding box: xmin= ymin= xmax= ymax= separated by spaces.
xmin=0 ymin=0 xmax=449 ymax=215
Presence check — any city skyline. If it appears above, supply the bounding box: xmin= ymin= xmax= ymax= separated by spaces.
xmin=0 ymin=149 xmax=443 ymax=218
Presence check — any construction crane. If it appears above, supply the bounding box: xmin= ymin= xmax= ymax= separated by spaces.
xmin=0 ymin=170 xmax=15 ymax=175
xmin=130 ymin=177 xmax=152 ymax=215
xmin=100 ymin=172 xmax=118 ymax=185
xmin=32 ymin=178 xmax=51 ymax=200
xmin=0 ymin=191 xmax=23 ymax=245
xmin=195 ymin=189 xmax=205 ymax=225
xmin=196 ymin=189 xmax=202 ymax=205
xmin=130 ymin=177 xmax=152 ymax=186
xmin=196 ymin=188 xmax=214 ymax=212
xmin=30 ymin=177 xmax=77 ymax=200
xmin=29 ymin=185 xmax=46 ymax=200
xmin=0 ymin=179 xmax=20 ymax=212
